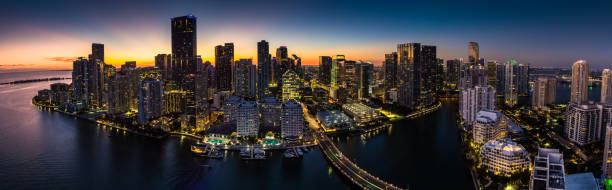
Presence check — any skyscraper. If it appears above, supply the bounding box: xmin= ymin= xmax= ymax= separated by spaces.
xmin=516 ymin=64 xmax=530 ymax=95
xmin=460 ymin=85 xmax=496 ymax=124
xmin=530 ymin=148 xmax=566 ymax=190
xmin=236 ymin=101 xmax=259 ymax=137
xmin=72 ymin=57 xmax=89 ymax=109
xmin=318 ymin=56 xmax=332 ymax=85
xmin=234 ymin=59 xmax=257 ymax=99
xmin=155 ymin=54 xmax=172 ymax=81
xmin=330 ymin=55 xmax=345 ymax=100
xmin=257 ymin=40 xmax=271 ymax=99
xmin=397 ymin=43 xmax=437 ymax=109
xmin=138 ymin=78 xmax=164 ymax=123
xmin=384 ymin=52 xmax=398 ymax=91
xmin=468 ymin=42 xmax=479 ymax=64
xmin=281 ymin=70 xmax=300 ymax=102
xmin=602 ymin=69 xmax=612 ymax=104
xmin=276 ymin=46 xmax=290 ymax=81
xmin=445 ymin=59 xmax=460 ymax=90
xmin=603 ymin=124 xmax=612 ymax=179
xmin=91 ymin=43 xmax=104 ymax=63
xmin=359 ymin=62 xmax=373 ymax=100
xmin=281 ymin=99 xmax=304 ymax=139
xmin=571 ymin=60 xmax=589 ymax=103
xmin=565 ymin=103 xmax=612 ymax=145
xmin=215 ymin=43 xmax=234 ymax=91
xmin=504 ymin=59 xmax=518 ymax=106
xmin=171 ymin=15 xmax=197 ymax=83
xmin=532 ymin=77 xmax=557 ymax=109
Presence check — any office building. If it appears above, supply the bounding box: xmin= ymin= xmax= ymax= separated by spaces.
xmin=171 ymin=15 xmax=197 ymax=82
xmin=234 ymin=59 xmax=257 ymax=99
xmin=571 ymin=60 xmax=589 ymax=103
xmin=276 ymin=46 xmax=290 ymax=81
xmin=138 ymin=78 xmax=164 ymax=123
xmin=602 ymin=69 xmax=612 ymax=104
xmin=319 ymin=56 xmax=332 ymax=85
xmin=163 ymin=90 xmax=186 ymax=114
xmin=260 ymin=96 xmax=281 ymax=127
xmin=397 ymin=43 xmax=437 ymax=109
xmin=155 ymin=54 xmax=172 ymax=80
xmin=281 ymin=70 xmax=300 ymax=102
xmin=446 ymin=59 xmax=460 ymax=90
xmin=384 ymin=52 xmax=398 ymax=91
xmin=281 ymin=100 xmax=304 ymax=139
xmin=532 ymin=77 xmax=557 ymax=109
xmin=468 ymin=42 xmax=479 ymax=63
xmin=236 ymin=101 xmax=259 ymax=137
xmin=460 ymin=85 xmax=496 ymax=124
xmin=473 ymin=110 xmax=506 ymax=144
xmin=215 ymin=43 xmax=234 ymax=91
xmin=504 ymin=59 xmax=518 ymax=106
xmin=530 ymin=148 xmax=565 ymax=190
xmin=330 ymin=55 xmax=345 ymax=100
xmin=480 ymin=138 xmax=530 ymax=176
xmin=359 ymin=62 xmax=374 ymax=100
xmin=257 ymin=40 xmax=271 ymax=99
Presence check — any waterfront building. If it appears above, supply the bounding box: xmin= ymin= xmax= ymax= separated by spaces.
xmin=215 ymin=43 xmax=234 ymax=91
xmin=257 ymin=40 xmax=271 ymax=99
xmin=602 ymin=69 xmax=612 ymax=104
xmin=50 ymin=83 xmax=70 ymax=106
xmin=603 ymin=124 xmax=612 ymax=179
xmin=571 ymin=60 xmax=589 ymax=103
xmin=565 ymin=102 xmax=612 ymax=145
xmin=341 ymin=103 xmax=384 ymax=127
xmin=223 ymin=95 xmax=242 ymax=123
xmin=281 ymin=70 xmax=300 ymax=102
xmin=397 ymin=43 xmax=437 ymax=109
xmin=480 ymin=138 xmax=530 ymax=176
xmin=473 ymin=110 xmax=506 ymax=144
xmin=260 ymin=96 xmax=281 ymax=127
xmin=460 ymin=85 xmax=496 ymax=124
xmin=138 ymin=78 xmax=164 ymax=123
xmin=234 ymin=59 xmax=257 ymax=99
xmin=384 ymin=52 xmax=398 ymax=91
xmin=316 ymin=110 xmax=354 ymax=130
xmin=445 ymin=59 xmax=460 ymax=90
xmin=468 ymin=42 xmax=479 ymax=64
xmin=319 ymin=56 xmax=332 ymax=86
xmin=72 ymin=57 xmax=89 ymax=109
xmin=171 ymin=15 xmax=197 ymax=85
xmin=532 ymin=76 xmax=557 ymax=110
xmin=107 ymin=70 xmax=138 ymax=114
xmin=530 ymin=148 xmax=565 ymax=190
xmin=236 ymin=101 xmax=259 ymax=137
xmin=281 ymin=100 xmax=304 ymax=139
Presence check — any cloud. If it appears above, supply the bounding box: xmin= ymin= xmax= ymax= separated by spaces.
xmin=45 ymin=56 xmax=77 ymax=63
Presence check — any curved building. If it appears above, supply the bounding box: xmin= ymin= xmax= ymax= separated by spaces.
xmin=571 ymin=60 xmax=589 ymax=103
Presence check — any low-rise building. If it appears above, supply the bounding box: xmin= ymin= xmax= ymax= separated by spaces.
xmin=480 ymin=138 xmax=530 ymax=176
xmin=530 ymin=148 xmax=565 ymax=190
xmin=341 ymin=103 xmax=385 ymax=126
xmin=316 ymin=110 xmax=353 ymax=131
xmin=473 ymin=110 xmax=506 ymax=144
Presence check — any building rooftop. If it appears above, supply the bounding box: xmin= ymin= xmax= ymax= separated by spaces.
xmin=475 ymin=110 xmax=499 ymax=123
xmin=482 ymin=138 xmax=527 ymax=155
xmin=565 ymin=172 xmax=598 ymax=190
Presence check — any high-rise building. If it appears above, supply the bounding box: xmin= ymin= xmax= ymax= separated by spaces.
xmin=460 ymin=85 xmax=496 ymax=124
xmin=236 ymin=101 xmax=259 ymax=137
xmin=480 ymin=138 xmax=530 ymax=177
xmin=319 ymin=56 xmax=332 ymax=86
xmin=384 ymin=52 xmax=398 ymax=91
xmin=155 ymin=54 xmax=172 ymax=80
xmin=234 ymin=59 xmax=257 ymax=99
xmin=330 ymin=55 xmax=345 ymax=100
xmin=72 ymin=57 xmax=89 ymax=108
xmin=276 ymin=46 xmax=290 ymax=81
xmin=257 ymin=40 xmax=271 ymax=99
xmin=359 ymin=62 xmax=374 ymax=100
xmin=445 ymin=59 xmax=460 ymax=90
xmin=281 ymin=70 xmax=300 ymax=102
xmin=281 ymin=99 xmax=304 ymax=139
xmin=603 ymin=124 xmax=612 ymax=179
xmin=260 ymin=96 xmax=281 ymax=127
xmin=138 ymin=78 xmax=164 ymax=123
xmin=504 ymin=59 xmax=518 ymax=106
xmin=495 ymin=62 xmax=506 ymax=96
xmin=571 ymin=60 xmax=589 ymax=103
xmin=516 ymin=64 xmax=530 ymax=95
xmin=468 ymin=42 xmax=479 ymax=63
xmin=163 ymin=90 xmax=186 ymax=114
xmin=565 ymin=102 xmax=612 ymax=145
xmin=171 ymin=15 xmax=197 ymax=84
xmin=108 ymin=69 xmax=139 ymax=114
xmin=473 ymin=110 xmax=506 ymax=144
xmin=532 ymin=77 xmax=557 ymax=109
xmin=486 ymin=61 xmax=498 ymax=86
xmin=215 ymin=43 xmax=234 ymax=91
xmin=91 ymin=43 xmax=104 ymax=63
xmin=459 ymin=64 xmax=487 ymax=90
xmin=397 ymin=43 xmax=437 ymax=109
xmin=602 ymin=69 xmax=612 ymax=103
xmin=223 ymin=95 xmax=242 ymax=123
xmin=530 ymin=148 xmax=565 ymax=190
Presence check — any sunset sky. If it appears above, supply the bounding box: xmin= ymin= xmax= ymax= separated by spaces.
xmin=1 ymin=0 xmax=611 ymax=71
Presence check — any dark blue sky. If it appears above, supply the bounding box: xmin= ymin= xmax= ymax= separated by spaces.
xmin=1 ymin=0 xmax=611 ymax=69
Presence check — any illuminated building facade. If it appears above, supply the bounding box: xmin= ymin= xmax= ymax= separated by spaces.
xmin=570 ymin=60 xmax=589 ymax=103
xmin=234 ymin=59 xmax=257 ymax=99
xmin=281 ymin=100 xmax=303 ymax=139
xmin=138 ymin=78 xmax=164 ymax=123
xmin=236 ymin=101 xmax=259 ymax=137
xmin=468 ymin=42 xmax=479 ymax=64
xmin=171 ymin=15 xmax=197 ymax=84
xmin=473 ymin=110 xmax=506 ymax=144
xmin=397 ymin=43 xmax=437 ymax=109
xmin=460 ymin=85 xmax=495 ymax=124
xmin=532 ymin=77 xmax=557 ymax=110
xmin=155 ymin=54 xmax=172 ymax=80
xmin=260 ymin=96 xmax=281 ymax=127
xmin=602 ymin=69 xmax=612 ymax=104
xmin=163 ymin=90 xmax=186 ymax=114
xmin=319 ymin=56 xmax=332 ymax=86
xmin=341 ymin=103 xmax=384 ymax=127
xmin=215 ymin=43 xmax=234 ymax=91
xmin=504 ymin=59 xmax=518 ymax=106
xmin=480 ymin=138 xmax=530 ymax=176
xmin=565 ymin=102 xmax=612 ymax=146
xmin=257 ymin=40 xmax=271 ymax=99
xmin=384 ymin=52 xmax=398 ymax=91
xmin=223 ymin=96 xmax=242 ymax=123
xmin=281 ymin=70 xmax=300 ymax=102
xmin=530 ymin=148 xmax=565 ymax=190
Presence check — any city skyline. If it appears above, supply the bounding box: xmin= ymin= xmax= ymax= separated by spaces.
xmin=2 ymin=0 xmax=612 ymax=70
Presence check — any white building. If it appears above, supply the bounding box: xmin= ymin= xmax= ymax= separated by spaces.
xmin=236 ymin=101 xmax=259 ymax=137
xmin=480 ymin=138 xmax=530 ymax=176
xmin=603 ymin=124 xmax=612 ymax=179
xmin=281 ymin=100 xmax=304 ymax=139
xmin=138 ymin=78 xmax=164 ymax=123
xmin=281 ymin=70 xmax=300 ymax=102
xmin=460 ymin=85 xmax=495 ymax=124
xmin=532 ymin=76 xmax=557 ymax=110
xmin=530 ymin=148 xmax=565 ymax=190
xmin=473 ymin=110 xmax=506 ymax=144
xmin=603 ymin=69 xmax=612 ymax=104
xmin=565 ymin=102 xmax=612 ymax=146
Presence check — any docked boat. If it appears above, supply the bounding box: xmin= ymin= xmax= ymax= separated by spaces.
xmin=239 ymin=148 xmax=250 ymax=157
xmin=191 ymin=142 xmax=207 ymax=154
